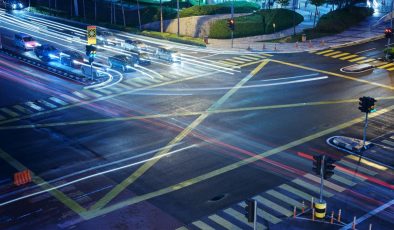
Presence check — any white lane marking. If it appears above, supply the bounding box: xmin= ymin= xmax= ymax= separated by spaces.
xmin=339 ymin=199 xmax=394 ymax=230
xmin=38 ymin=100 xmax=57 ymax=109
xmin=355 ymin=48 xmax=376 ymax=54
xmin=0 ymin=145 xmax=195 ymax=207
xmin=25 ymin=101 xmax=43 ymax=112
xmin=0 ymin=108 xmax=19 ymax=117
xmin=59 ymin=94 xmax=80 ymax=103
xmin=49 ymin=97 xmax=68 ymax=106
xmin=381 ymin=139 xmax=394 ymax=147
xmin=72 ymin=91 xmax=89 ymax=99
xmin=13 ymin=105 xmax=32 ymax=114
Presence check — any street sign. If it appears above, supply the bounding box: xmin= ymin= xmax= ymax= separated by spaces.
xmin=87 ymin=26 xmax=96 ymax=45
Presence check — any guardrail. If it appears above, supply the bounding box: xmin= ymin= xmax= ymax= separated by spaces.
xmin=0 ymin=47 xmax=104 ymax=85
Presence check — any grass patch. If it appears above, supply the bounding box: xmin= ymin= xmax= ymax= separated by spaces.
xmin=141 ymin=31 xmax=206 ymax=47
xmin=209 ymin=9 xmax=303 ymax=39
xmin=180 ymin=1 xmax=259 ymax=17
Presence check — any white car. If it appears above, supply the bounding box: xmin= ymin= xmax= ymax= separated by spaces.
xmin=97 ymin=31 xmax=122 ymax=46
xmin=121 ymin=39 xmax=147 ymax=52
xmin=155 ymin=46 xmax=181 ymax=63
xmin=14 ymin=33 xmax=39 ymax=50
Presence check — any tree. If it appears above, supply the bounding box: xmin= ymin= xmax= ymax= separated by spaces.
xmin=277 ymin=0 xmax=290 ymax=8
xmin=310 ymin=0 xmax=325 ymax=27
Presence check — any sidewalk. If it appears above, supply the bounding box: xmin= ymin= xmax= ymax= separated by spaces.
xmin=206 ymin=1 xmax=390 ymax=53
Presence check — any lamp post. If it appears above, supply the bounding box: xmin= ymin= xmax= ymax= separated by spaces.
xmin=160 ymin=0 xmax=163 ymax=33
xmin=177 ymin=0 xmax=180 ymax=36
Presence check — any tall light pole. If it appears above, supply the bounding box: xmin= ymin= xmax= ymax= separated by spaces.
xmin=137 ymin=0 xmax=142 ymax=31
xmin=231 ymin=0 xmax=234 ymax=48
xmin=177 ymin=0 xmax=180 ymax=36
xmin=160 ymin=0 xmax=163 ymax=33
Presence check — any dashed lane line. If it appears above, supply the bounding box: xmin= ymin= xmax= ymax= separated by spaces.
xmin=270 ymin=59 xmax=394 ymax=91
xmin=82 ymin=105 xmax=394 ymax=220
xmin=89 ymin=60 xmax=270 ymax=211
xmin=2 ymin=96 xmax=394 ymax=130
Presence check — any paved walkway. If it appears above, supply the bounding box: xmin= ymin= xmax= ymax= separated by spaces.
xmin=207 ymin=1 xmax=391 ymax=52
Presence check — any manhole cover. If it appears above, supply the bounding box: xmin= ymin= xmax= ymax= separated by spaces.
xmin=209 ymin=194 xmax=227 ymax=202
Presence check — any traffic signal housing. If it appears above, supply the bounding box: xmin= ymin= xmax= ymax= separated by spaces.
xmin=312 ymin=155 xmax=322 ymax=175
xmin=385 ymin=28 xmax=393 ymax=38
xmin=227 ymin=18 xmax=235 ymax=31
xmin=244 ymin=199 xmax=255 ymax=223
xmin=358 ymin=96 xmax=377 ymax=113
xmin=85 ymin=45 xmax=97 ymax=58
xmin=323 ymin=157 xmax=336 ymax=179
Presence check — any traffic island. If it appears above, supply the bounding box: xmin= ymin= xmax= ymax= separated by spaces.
xmin=340 ymin=63 xmax=374 ymax=73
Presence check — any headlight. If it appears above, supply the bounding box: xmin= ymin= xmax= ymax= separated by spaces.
xmin=12 ymin=4 xmax=17 ymax=9
xmin=126 ymin=65 xmax=133 ymax=69
xmin=49 ymin=54 xmax=59 ymax=59
xmin=18 ymin=3 xmax=23 ymax=8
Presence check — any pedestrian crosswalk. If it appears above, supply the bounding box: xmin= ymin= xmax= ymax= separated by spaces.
xmin=217 ymin=53 xmax=271 ymax=67
xmin=310 ymin=49 xmax=394 ymax=71
xmin=0 ymin=52 xmax=268 ymax=123
xmin=178 ymin=156 xmax=384 ymax=230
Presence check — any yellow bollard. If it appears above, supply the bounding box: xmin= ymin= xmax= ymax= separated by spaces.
xmin=314 ymin=201 xmax=327 ymax=219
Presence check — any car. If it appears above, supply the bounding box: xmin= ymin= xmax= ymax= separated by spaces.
xmin=14 ymin=33 xmax=39 ymax=50
xmin=59 ymin=50 xmax=84 ymax=68
xmin=130 ymin=51 xmax=151 ymax=65
xmin=108 ymin=55 xmax=136 ymax=72
xmin=34 ymin=44 xmax=60 ymax=62
xmin=122 ymin=39 xmax=147 ymax=52
xmin=327 ymin=136 xmax=373 ymax=153
xmin=97 ymin=31 xmax=122 ymax=46
xmin=155 ymin=46 xmax=181 ymax=63
xmin=1 ymin=0 xmax=24 ymax=10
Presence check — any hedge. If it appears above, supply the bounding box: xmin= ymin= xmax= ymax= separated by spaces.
xmin=180 ymin=1 xmax=260 ymax=17
xmin=315 ymin=7 xmax=373 ymax=33
xmin=209 ymin=9 xmax=303 ymax=39
xmin=141 ymin=31 xmax=206 ymax=47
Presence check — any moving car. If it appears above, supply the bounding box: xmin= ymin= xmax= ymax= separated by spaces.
xmin=1 ymin=0 xmax=24 ymax=10
xmin=130 ymin=51 xmax=151 ymax=65
xmin=155 ymin=46 xmax=181 ymax=63
xmin=108 ymin=55 xmax=136 ymax=72
xmin=34 ymin=44 xmax=60 ymax=62
xmin=122 ymin=39 xmax=147 ymax=52
xmin=97 ymin=31 xmax=122 ymax=46
xmin=14 ymin=33 xmax=39 ymax=50
xmin=59 ymin=50 xmax=84 ymax=68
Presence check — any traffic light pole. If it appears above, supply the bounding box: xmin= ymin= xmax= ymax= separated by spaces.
xmin=253 ymin=200 xmax=257 ymax=230
xmin=319 ymin=155 xmax=325 ymax=203
xmin=231 ymin=0 xmax=234 ymax=48
xmin=363 ymin=112 xmax=369 ymax=149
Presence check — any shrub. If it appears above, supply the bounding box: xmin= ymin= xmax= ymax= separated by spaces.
xmin=180 ymin=1 xmax=259 ymax=17
xmin=209 ymin=9 xmax=303 ymax=39
xmin=316 ymin=7 xmax=373 ymax=33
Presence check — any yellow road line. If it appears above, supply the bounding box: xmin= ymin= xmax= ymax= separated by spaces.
xmin=0 ymin=148 xmax=88 ymax=218
xmin=348 ymin=57 xmax=366 ymax=62
xmin=316 ymin=50 xmax=334 ymax=55
xmin=332 ymin=53 xmax=350 ymax=58
xmin=83 ymin=105 xmax=394 ymax=219
xmin=378 ymin=63 xmax=394 ymax=69
xmin=89 ymin=60 xmax=270 ymax=211
xmin=324 ymin=51 xmax=341 ymax=57
xmin=340 ymin=54 xmax=358 ymax=60
xmin=225 ymin=59 xmax=245 ymax=64
xmin=357 ymin=58 xmax=375 ymax=64
xmin=345 ymin=155 xmax=388 ymax=171
xmin=233 ymin=57 xmax=254 ymax=62
xmin=270 ymin=59 xmax=394 ymax=90
xmin=3 ymin=96 xmax=394 ymax=130
xmin=371 ymin=61 xmax=388 ymax=67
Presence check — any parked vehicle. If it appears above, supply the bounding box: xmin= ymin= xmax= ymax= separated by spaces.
xmin=130 ymin=51 xmax=151 ymax=65
xmin=108 ymin=55 xmax=136 ymax=72
xmin=1 ymin=0 xmax=25 ymax=10
xmin=155 ymin=46 xmax=181 ymax=63
xmin=34 ymin=44 xmax=60 ymax=62
xmin=59 ymin=50 xmax=84 ymax=68
xmin=97 ymin=31 xmax=122 ymax=46
xmin=122 ymin=39 xmax=147 ymax=52
xmin=14 ymin=33 xmax=39 ymax=50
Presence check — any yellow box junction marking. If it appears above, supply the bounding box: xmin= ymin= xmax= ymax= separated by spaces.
xmin=89 ymin=60 xmax=270 ymax=211
xmin=83 ymin=104 xmax=394 ymax=219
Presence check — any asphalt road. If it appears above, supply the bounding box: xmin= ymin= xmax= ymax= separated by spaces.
xmin=0 ymin=8 xmax=393 ymax=230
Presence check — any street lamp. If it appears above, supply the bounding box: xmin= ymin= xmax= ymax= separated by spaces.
xmin=160 ymin=0 xmax=163 ymax=33
xmin=273 ymin=23 xmax=276 ymax=34
xmin=177 ymin=0 xmax=180 ymax=36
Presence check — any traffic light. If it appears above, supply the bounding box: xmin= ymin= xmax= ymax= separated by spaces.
xmin=244 ymin=199 xmax=255 ymax=223
xmin=227 ymin=18 xmax=235 ymax=31
xmin=385 ymin=28 xmax=393 ymax=38
xmin=323 ymin=157 xmax=336 ymax=179
xmin=359 ymin=96 xmax=377 ymax=113
xmin=85 ymin=45 xmax=97 ymax=57
xmin=312 ymin=155 xmax=322 ymax=175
